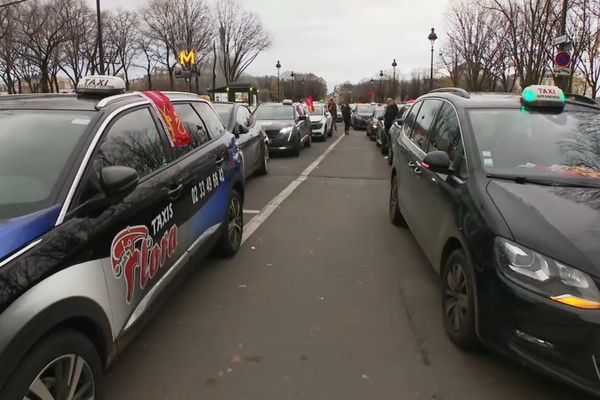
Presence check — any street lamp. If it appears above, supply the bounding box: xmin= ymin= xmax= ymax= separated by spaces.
xmin=392 ymin=59 xmax=397 ymax=99
xmin=428 ymin=27 xmax=438 ymax=91
xmin=379 ymin=70 xmax=384 ymax=103
xmin=301 ymin=77 xmax=306 ymax=99
xmin=291 ymin=71 xmax=295 ymax=101
xmin=369 ymin=78 xmax=374 ymax=102
xmin=276 ymin=60 xmax=281 ymax=101
xmin=96 ymin=0 xmax=105 ymax=75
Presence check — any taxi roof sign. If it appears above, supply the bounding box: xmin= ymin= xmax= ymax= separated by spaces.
xmin=522 ymin=85 xmax=565 ymax=108
xmin=76 ymin=75 xmax=126 ymax=96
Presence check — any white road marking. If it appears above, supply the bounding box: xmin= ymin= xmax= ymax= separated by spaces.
xmin=243 ymin=209 xmax=261 ymax=214
xmin=241 ymin=134 xmax=345 ymax=244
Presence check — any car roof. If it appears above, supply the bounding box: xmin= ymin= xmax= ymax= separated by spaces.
xmin=419 ymin=90 xmax=600 ymax=111
xmin=257 ymin=102 xmax=293 ymax=107
xmin=0 ymin=91 xmax=210 ymax=112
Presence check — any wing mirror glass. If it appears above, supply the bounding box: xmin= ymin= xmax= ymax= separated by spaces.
xmin=101 ymin=166 xmax=139 ymax=198
xmin=422 ymin=151 xmax=451 ymax=174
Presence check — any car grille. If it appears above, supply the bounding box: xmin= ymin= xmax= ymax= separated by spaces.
xmin=311 ymin=122 xmax=323 ymax=129
xmin=265 ymin=129 xmax=280 ymax=138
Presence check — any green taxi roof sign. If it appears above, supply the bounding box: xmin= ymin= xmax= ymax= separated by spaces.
xmin=522 ymin=85 xmax=566 ymax=108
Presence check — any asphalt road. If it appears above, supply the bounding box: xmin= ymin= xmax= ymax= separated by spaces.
xmin=104 ymin=127 xmax=592 ymax=400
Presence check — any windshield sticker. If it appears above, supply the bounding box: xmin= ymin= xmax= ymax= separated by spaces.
xmin=482 ymin=151 xmax=492 ymax=158
xmin=484 ymin=158 xmax=494 ymax=168
xmin=71 ymin=119 xmax=90 ymax=125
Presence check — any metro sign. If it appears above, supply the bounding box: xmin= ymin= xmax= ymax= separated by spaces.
xmin=179 ymin=50 xmax=196 ymax=67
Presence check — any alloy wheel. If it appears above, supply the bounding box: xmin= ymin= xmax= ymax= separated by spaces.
xmin=390 ymin=176 xmax=398 ymax=217
xmin=228 ymin=197 xmax=243 ymax=248
xmin=25 ymin=354 xmax=95 ymax=400
xmin=444 ymin=263 xmax=469 ymax=333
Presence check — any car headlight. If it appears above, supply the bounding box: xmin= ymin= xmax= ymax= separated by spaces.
xmin=495 ymin=237 xmax=600 ymax=309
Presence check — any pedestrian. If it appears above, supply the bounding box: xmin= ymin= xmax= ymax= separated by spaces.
xmin=383 ymin=97 xmax=399 ymax=152
xmin=342 ymin=103 xmax=352 ymax=135
xmin=327 ymin=98 xmax=338 ymax=132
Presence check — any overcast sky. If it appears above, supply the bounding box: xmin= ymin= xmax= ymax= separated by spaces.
xmin=92 ymin=0 xmax=450 ymax=91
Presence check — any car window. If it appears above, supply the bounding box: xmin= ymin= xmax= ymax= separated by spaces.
xmin=402 ymin=102 xmax=422 ymax=137
xmin=236 ymin=107 xmax=252 ymax=127
xmin=410 ymin=99 xmax=442 ymax=152
xmin=192 ymin=102 xmax=227 ymax=138
xmin=94 ymin=107 xmax=168 ymax=179
xmin=173 ymin=103 xmax=211 ymax=155
xmin=0 ymin=110 xmax=92 ymax=219
xmin=428 ymin=102 xmax=468 ymax=179
xmin=254 ymin=105 xmax=295 ymax=120
xmin=213 ymin=103 xmax=234 ymax=127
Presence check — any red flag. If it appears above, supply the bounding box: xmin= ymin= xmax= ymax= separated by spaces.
xmin=306 ymin=96 xmax=316 ymax=113
xmin=142 ymin=91 xmax=191 ymax=148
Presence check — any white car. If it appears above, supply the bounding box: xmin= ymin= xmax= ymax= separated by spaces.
xmin=309 ymin=104 xmax=333 ymax=141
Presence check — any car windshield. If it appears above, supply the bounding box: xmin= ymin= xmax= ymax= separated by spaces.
xmin=213 ymin=103 xmax=234 ymax=125
xmin=310 ymin=105 xmax=324 ymax=115
xmin=0 ymin=110 xmax=92 ymax=219
xmin=254 ymin=105 xmax=294 ymax=120
xmin=374 ymin=108 xmax=385 ymax=118
xmin=356 ymin=105 xmax=375 ymax=114
xmin=469 ymin=108 xmax=600 ymax=183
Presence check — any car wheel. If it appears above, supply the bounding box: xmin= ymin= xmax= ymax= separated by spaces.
xmin=290 ymin=143 xmax=300 ymax=157
xmin=387 ymin=143 xmax=393 ymax=166
xmin=215 ymin=189 xmax=244 ymax=257
xmin=0 ymin=329 xmax=103 ymax=400
xmin=442 ymin=250 xmax=482 ymax=351
xmin=256 ymin=143 xmax=268 ymax=175
xmin=389 ymin=173 xmax=406 ymax=227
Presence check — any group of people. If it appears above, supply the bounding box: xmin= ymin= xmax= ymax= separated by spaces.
xmin=333 ymin=98 xmax=400 ymax=140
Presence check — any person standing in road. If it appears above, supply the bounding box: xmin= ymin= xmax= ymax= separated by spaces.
xmin=327 ymin=98 xmax=338 ymax=132
xmin=342 ymin=103 xmax=352 ymax=135
xmin=383 ymin=98 xmax=399 ymax=153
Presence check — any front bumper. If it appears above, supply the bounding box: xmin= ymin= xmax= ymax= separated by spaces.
xmin=353 ymin=118 xmax=367 ymax=129
xmin=480 ymin=268 xmax=600 ymax=395
xmin=311 ymin=125 xmax=326 ymax=137
xmin=268 ymin=133 xmax=299 ymax=151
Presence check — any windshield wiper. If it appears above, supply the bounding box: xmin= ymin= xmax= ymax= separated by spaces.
xmin=487 ymin=173 xmax=600 ymax=188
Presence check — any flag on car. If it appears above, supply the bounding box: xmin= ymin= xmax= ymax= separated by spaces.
xmin=306 ymin=96 xmax=316 ymax=113
xmin=142 ymin=91 xmax=191 ymax=148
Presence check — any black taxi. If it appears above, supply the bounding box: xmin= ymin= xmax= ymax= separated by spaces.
xmin=390 ymin=85 xmax=600 ymax=396
xmin=0 ymin=76 xmax=244 ymax=398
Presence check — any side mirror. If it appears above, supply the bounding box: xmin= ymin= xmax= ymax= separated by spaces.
xmin=298 ymin=115 xmax=307 ymax=121
xmin=422 ymin=151 xmax=451 ymax=174
xmin=101 ymin=166 xmax=139 ymax=198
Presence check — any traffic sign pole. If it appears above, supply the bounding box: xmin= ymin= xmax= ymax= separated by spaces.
xmin=555 ymin=0 xmax=570 ymax=91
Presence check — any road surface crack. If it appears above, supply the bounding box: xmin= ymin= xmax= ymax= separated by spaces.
xmin=397 ymin=282 xmax=431 ymax=367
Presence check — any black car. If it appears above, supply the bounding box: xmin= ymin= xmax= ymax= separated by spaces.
xmin=351 ymin=103 xmax=376 ymax=130
xmin=253 ymin=101 xmax=312 ymax=156
xmin=389 ymin=85 xmax=600 ymax=397
xmin=367 ymin=106 xmax=385 ymax=142
xmin=386 ymin=104 xmax=412 ymax=165
xmin=0 ymin=76 xmax=245 ymax=399
xmin=213 ymin=102 xmax=269 ymax=177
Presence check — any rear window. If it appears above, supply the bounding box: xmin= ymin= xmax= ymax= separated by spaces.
xmin=213 ymin=103 xmax=234 ymax=126
xmin=254 ymin=105 xmax=294 ymax=120
xmin=469 ymin=108 xmax=600 ymax=183
xmin=0 ymin=110 xmax=92 ymax=219
xmin=356 ymin=105 xmax=375 ymax=114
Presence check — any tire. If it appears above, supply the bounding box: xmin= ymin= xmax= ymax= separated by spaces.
xmin=389 ymin=173 xmax=406 ymax=227
xmin=290 ymin=144 xmax=300 ymax=157
xmin=215 ymin=189 xmax=244 ymax=257
xmin=0 ymin=329 xmax=103 ymax=400
xmin=387 ymin=143 xmax=393 ymax=166
xmin=442 ymin=249 xmax=482 ymax=352
xmin=256 ymin=143 xmax=268 ymax=175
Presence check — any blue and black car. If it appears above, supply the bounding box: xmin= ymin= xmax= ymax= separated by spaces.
xmin=0 ymin=76 xmax=245 ymax=399
xmin=389 ymin=85 xmax=600 ymax=397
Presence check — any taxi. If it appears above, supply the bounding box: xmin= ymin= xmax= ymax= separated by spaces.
xmin=0 ymin=76 xmax=244 ymax=398
xmin=389 ymin=85 xmax=600 ymax=396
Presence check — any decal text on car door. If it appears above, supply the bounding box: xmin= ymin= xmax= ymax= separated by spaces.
xmin=191 ymin=167 xmax=225 ymax=205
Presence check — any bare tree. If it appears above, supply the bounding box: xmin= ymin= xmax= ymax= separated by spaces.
xmin=0 ymin=2 xmax=21 ymax=93
xmin=135 ymin=35 xmax=161 ymax=90
xmin=105 ymin=9 xmax=139 ymax=88
xmin=215 ymin=0 xmax=271 ymax=84
xmin=59 ymin=2 xmax=95 ymax=87
xmin=577 ymin=0 xmax=600 ymax=98
xmin=15 ymin=0 xmax=80 ymax=92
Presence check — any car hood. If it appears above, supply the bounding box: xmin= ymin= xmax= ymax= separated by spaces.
xmin=255 ymin=120 xmax=294 ymax=131
xmin=0 ymin=205 xmax=61 ymax=263
xmin=355 ymin=113 xmax=372 ymax=118
xmin=309 ymin=115 xmax=324 ymax=122
xmin=487 ymin=180 xmax=600 ymax=276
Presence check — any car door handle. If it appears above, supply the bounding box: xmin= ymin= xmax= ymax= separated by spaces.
xmin=413 ymin=167 xmax=422 ymax=175
xmin=168 ymin=184 xmax=184 ymax=200
xmin=408 ymin=161 xmax=416 ymax=168
xmin=215 ymin=156 xmax=225 ymax=166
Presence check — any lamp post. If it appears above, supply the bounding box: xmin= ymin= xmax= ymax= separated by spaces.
xmin=369 ymin=78 xmax=374 ymax=102
xmin=428 ymin=28 xmax=438 ymax=91
xmin=379 ymin=70 xmax=384 ymax=103
xmin=96 ymin=0 xmax=105 ymax=74
xmin=301 ymin=77 xmax=306 ymax=99
xmin=392 ymin=59 xmax=397 ymax=99
xmin=276 ymin=60 xmax=281 ymax=101
xmin=291 ymin=71 xmax=295 ymax=101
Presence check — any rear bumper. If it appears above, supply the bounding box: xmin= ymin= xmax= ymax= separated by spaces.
xmin=268 ymin=135 xmax=299 ymax=151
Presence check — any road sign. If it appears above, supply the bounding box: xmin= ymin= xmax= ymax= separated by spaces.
xmin=552 ymin=35 xmax=568 ymax=46
xmin=554 ymin=66 xmax=571 ymax=76
xmin=555 ymin=51 xmax=572 ymax=68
